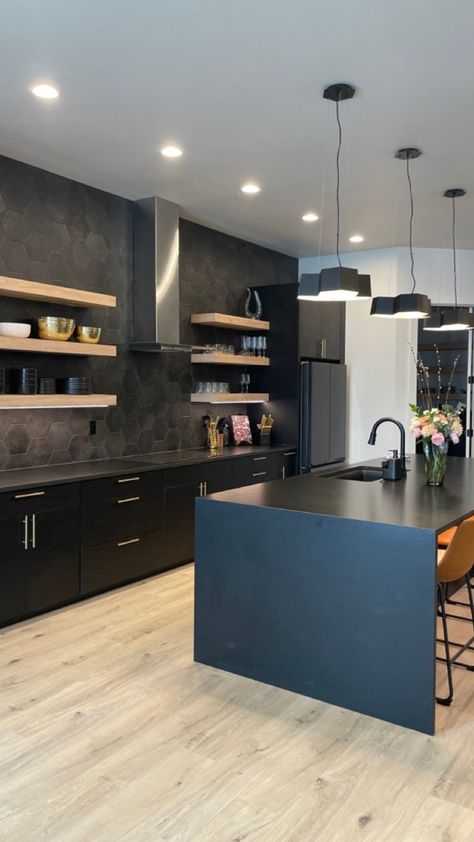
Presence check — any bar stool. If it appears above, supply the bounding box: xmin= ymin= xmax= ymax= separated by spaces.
xmin=438 ymin=515 xmax=474 ymax=621
xmin=437 ymin=518 xmax=474 ymax=706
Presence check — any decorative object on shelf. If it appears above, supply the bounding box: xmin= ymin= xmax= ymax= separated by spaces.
xmin=298 ymin=83 xmax=371 ymax=302
xmin=258 ymin=414 xmax=274 ymax=446
xmin=204 ymin=416 xmax=220 ymax=454
xmin=75 ymin=325 xmax=102 ymax=344
xmin=37 ymin=316 xmax=75 ymax=341
xmin=425 ymin=189 xmax=473 ymax=331
xmin=9 ymin=367 xmax=38 ymax=395
xmin=409 ymin=344 xmax=463 ymax=485
xmin=231 ymin=415 xmax=252 ymax=445
xmin=0 ymin=322 xmax=31 ymax=338
xmin=372 ymin=149 xmax=431 ymax=319
xmin=240 ymin=373 xmax=250 ymax=393
xmin=244 ymin=288 xmax=263 ymax=320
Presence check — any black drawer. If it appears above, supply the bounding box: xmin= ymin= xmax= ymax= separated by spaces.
xmin=81 ymin=470 xmax=162 ymax=504
xmin=81 ymin=529 xmax=164 ymax=595
xmin=0 ymin=483 xmax=79 ymax=517
xmin=82 ymin=490 xmax=164 ymax=548
xmin=163 ymin=459 xmax=233 ymax=488
xmin=233 ymin=453 xmax=281 ymax=487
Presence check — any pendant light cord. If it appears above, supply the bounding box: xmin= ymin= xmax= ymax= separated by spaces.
xmin=406 ymin=156 xmax=416 ymax=294
xmin=451 ymin=195 xmax=458 ymax=311
xmin=335 ymin=97 xmax=342 ymax=267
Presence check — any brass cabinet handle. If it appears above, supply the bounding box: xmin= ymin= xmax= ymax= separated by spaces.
xmin=284 ymin=451 xmax=296 ymax=456
xmin=22 ymin=515 xmax=28 ymax=550
xmin=252 ymin=471 xmax=267 ymax=477
xmin=252 ymin=456 xmax=267 ymax=462
xmin=117 ymin=496 xmax=140 ymax=504
xmin=198 ymin=482 xmax=205 ymax=497
xmin=15 ymin=491 xmax=45 ymax=499
xmin=117 ymin=476 xmax=140 ymax=484
xmin=117 ymin=538 xmax=140 ymax=547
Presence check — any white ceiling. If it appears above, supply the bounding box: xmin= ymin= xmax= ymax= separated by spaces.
xmin=1 ymin=0 xmax=473 ymax=258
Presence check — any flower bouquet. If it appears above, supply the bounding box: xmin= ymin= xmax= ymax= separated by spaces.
xmin=409 ymin=345 xmax=464 ymax=486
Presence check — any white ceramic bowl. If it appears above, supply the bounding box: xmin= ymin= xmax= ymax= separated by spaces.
xmin=0 ymin=322 xmax=31 ymax=338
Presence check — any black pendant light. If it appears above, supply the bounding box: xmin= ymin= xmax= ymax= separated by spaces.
xmin=371 ymin=148 xmax=431 ymax=319
xmin=425 ymin=189 xmax=472 ymax=331
xmin=298 ymin=83 xmax=371 ymax=302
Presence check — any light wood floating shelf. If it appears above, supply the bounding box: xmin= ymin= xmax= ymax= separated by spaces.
xmin=191 ymin=392 xmax=269 ymax=404
xmin=191 ymin=353 xmax=269 ymax=366
xmin=191 ymin=313 xmax=270 ymax=331
xmin=0 ymin=394 xmax=117 ymax=409
xmin=0 ymin=336 xmax=116 ymax=357
xmin=0 ymin=275 xmax=116 ymax=309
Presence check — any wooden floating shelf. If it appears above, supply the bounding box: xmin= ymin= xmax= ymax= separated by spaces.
xmin=191 ymin=313 xmax=270 ymax=331
xmin=0 ymin=275 xmax=116 ymax=309
xmin=0 ymin=394 xmax=117 ymax=409
xmin=0 ymin=336 xmax=116 ymax=357
xmin=191 ymin=392 xmax=269 ymax=404
xmin=191 ymin=353 xmax=269 ymax=366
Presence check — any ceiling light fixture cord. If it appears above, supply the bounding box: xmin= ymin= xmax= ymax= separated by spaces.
xmin=335 ymin=96 xmax=342 ymax=267
xmin=452 ymin=195 xmax=458 ymax=311
xmin=406 ymin=156 xmax=416 ymax=294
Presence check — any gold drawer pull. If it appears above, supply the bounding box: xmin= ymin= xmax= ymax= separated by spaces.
xmin=252 ymin=471 xmax=267 ymax=477
xmin=284 ymin=451 xmax=296 ymax=456
xmin=252 ymin=456 xmax=267 ymax=462
xmin=14 ymin=491 xmax=45 ymax=499
xmin=117 ymin=476 xmax=140 ymax=484
xmin=117 ymin=496 xmax=141 ymax=504
xmin=117 ymin=538 xmax=141 ymax=547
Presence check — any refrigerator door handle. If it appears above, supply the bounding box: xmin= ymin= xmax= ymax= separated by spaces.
xmin=299 ymin=362 xmax=311 ymax=472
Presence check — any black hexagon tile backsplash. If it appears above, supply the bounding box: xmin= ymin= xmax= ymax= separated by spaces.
xmin=0 ymin=155 xmax=296 ymax=469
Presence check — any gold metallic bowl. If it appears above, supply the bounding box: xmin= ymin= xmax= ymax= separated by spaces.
xmin=75 ymin=325 xmax=102 ymax=344
xmin=37 ymin=316 xmax=75 ymax=341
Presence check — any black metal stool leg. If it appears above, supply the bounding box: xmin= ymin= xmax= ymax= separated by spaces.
xmin=436 ymin=583 xmax=454 ymax=706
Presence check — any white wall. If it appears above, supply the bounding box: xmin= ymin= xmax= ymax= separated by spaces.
xmin=299 ymin=247 xmax=474 ymax=463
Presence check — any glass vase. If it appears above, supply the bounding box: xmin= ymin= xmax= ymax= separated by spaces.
xmin=423 ymin=439 xmax=448 ymax=486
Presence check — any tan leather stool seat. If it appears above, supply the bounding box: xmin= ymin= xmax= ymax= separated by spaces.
xmin=438 ymin=515 xmax=474 ymax=548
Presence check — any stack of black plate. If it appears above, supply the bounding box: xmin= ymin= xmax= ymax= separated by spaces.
xmin=39 ymin=378 xmax=56 ymax=395
xmin=56 ymin=377 xmax=91 ymax=395
xmin=9 ymin=367 xmax=38 ymax=394
xmin=0 ymin=368 xmax=6 ymax=395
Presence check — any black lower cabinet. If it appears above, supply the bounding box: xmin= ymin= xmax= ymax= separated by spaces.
xmin=0 ymin=484 xmax=80 ymax=625
xmin=163 ymin=460 xmax=234 ymax=567
xmin=233 ymin=453 xmax=281 ymax=487
xmin=280 ymin=449 xmax=297 ymax=479
xmin=81 ymin=529 xmax=163 ymax=594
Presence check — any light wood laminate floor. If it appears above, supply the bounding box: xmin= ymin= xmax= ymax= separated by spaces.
xmin=1 ymin=565 xmax=474 ymax=841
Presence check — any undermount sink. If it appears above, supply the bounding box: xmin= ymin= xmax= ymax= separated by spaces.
xmin=328 ymin=466 xmax=383 ymax=482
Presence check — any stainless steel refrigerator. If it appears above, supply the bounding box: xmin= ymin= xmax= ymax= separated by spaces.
xmin=299 ymin=361 xmax=347 ymax=472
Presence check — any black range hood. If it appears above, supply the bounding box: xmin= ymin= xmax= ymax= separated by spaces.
xmin=130 ymin=196 xmax=195 ymax=353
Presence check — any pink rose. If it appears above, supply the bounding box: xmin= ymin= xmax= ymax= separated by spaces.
xmin=431 ymin=432 xmax=445 ymax=447
xmin=412 ymin=427 xmax=422 ymax=438
xmin=451 ymin=433 xmax=460 ymax=445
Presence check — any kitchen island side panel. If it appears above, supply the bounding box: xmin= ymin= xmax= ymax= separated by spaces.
xmin=194 ymin=499 xmax=437 ymax=734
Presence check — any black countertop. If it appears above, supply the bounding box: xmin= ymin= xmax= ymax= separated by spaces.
xmin=205 ymin=455 xmax=474 ymax=533
xmin=0 ymin=445 xmax=292 ymax=494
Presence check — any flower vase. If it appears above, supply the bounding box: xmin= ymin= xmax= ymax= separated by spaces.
xmin=423 ymin=439 xmax=448 ymax=486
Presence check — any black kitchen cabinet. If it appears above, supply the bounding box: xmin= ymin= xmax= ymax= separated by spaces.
xmin=279 ymin=449 xmax=297 ymax=479
xmin=299 ymin=298 xmax=345 ymax=362
xmin=0 ymin=484 xmax=80 ymax=624
xmin=82 ymin=530 xmax=163 ymax=594
xmin=233 ymin=452 xmax=281 ymax=487
xmin=162 ymin=460 xmax=234 ymax=567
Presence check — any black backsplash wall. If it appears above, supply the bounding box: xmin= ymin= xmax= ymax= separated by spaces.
xmin=0 ymin=155 xmax=297 ymax=469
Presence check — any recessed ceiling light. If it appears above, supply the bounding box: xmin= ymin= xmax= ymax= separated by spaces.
xmin=241 ymin=182 xmax=260 ymax=195
xmin=31 ymin=83 xmax=59 ymax=100
xmin=349 ymin=234 xmax=364 ymax=243
xmin=302 ymin=212 xmax=319 ymax=223
xmin=160 ymin=145 xmax=183 ymax=158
